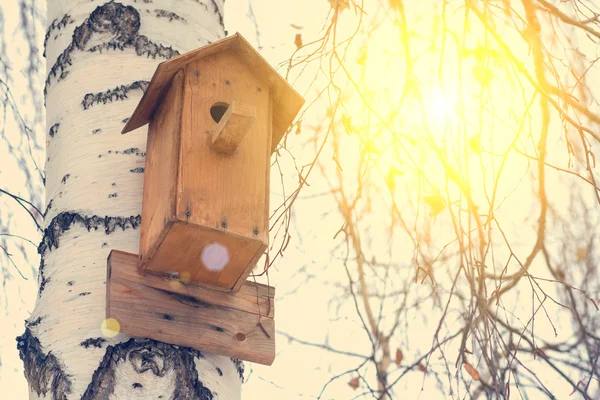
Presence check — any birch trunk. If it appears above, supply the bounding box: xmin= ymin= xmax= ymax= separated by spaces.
xmin=17 ymin=1 xmax=243 ymax=398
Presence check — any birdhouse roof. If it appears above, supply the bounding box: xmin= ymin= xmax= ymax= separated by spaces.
xmin=121 ymin=33 xmax=304 ymax=152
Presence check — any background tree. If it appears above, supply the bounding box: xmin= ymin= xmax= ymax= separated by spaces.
xmin=272 ymin=0 xmax=600 ymax=398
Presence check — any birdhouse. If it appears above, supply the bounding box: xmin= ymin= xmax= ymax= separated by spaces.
xmin=122 ymin=33 xmax=303 ymax=292
xmin=106 ymin=33 xmax=303 ymax=365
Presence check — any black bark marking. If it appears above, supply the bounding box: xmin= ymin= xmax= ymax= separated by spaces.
xmin=81 ymin=338 xmax=107 ymax=348
xmin=82 ymin=80 xmax=149 ymax=110
xmin=92 ymin=128 xmax=102 ymax=134
xmin=209 ymin=0 xmax=224 ymax=27
xmin=38 ymin=258 xmax=50 ymax=296
xmin=215 ymin=367 xmax=222 ymax=376
xmin=130 ymin=167 xmax=144 ymax=173
xmin=108 ymin=193 xmax=118 ymax=198
xmin=231 ymin=358 xmax=244 ymax=382
xmin=61 ymin=174 xmax=70 ymax=184
xmin=67 ymin=280 xmax=75 ymax=286
xmin=79 ymin=291 xmax=91 ymax=296
xmin=122 ymin=147 xmax=141 ymax=154
xmin=44 ymin=14 xmax=74 ymax=57
xmin=44 ymin=199 xmax=53 ymax=217
xmin=16 ymin=328 xmax=72 ymax=399
xmin=155 ymin=9 xmax=187 ymax=23
xmin=46 ymin=2 xmax=179 ymax=95
xmin=81 ymin=338 xmax=213 ymax=400
xmin=39 ymin=212 xmax=142 ymax=254
xmin=26 ymin=316 xmax=43 ymax=328
xmin=49 ymin=122 xmax=60 ymax=138
xmin=132 ymin=382 xmax=143 ymax=389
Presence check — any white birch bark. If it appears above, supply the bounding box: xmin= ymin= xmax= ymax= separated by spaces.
xmin=17 ymin=1 xmax=244 ymax=398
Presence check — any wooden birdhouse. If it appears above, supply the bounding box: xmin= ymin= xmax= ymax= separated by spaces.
xmin=123 ymin=33 xmax=303 ymax=291
xmin=106 ymin=33 xmax=303 ymax=365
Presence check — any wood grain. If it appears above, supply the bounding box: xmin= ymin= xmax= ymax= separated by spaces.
xmin=138 ymin=70 xmax=184 ymax=269
xmin=107 ymin=250 xmax=276 ymax=365
xmin=145 ymin=222 xmax=264 ymax=290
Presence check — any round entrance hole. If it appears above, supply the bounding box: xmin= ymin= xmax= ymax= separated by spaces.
xmin=210 ymin=102 xmax=230 ymax=123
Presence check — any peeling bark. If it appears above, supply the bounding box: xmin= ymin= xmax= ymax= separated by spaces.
xmin=155 ymin=9 xmax=187 ymax=23
xmin=43 ymin=14 xmax=73 ymax=57
xmin=16 ymin=328 xmax=72 ymax=400
xmin=81 ymin=338 xmax=214 ymax=400
xmin=38 ymin=212 xmax=142 ymax=255
xmin=46 ymin=2 xmax=179 ymax=95
xmin=231 ymin=358 xmax=244 ymax=382
xmin=82 ymin=81 xmax=149 ymax=110
xmin=49 ymin=122 xmax=59 ymax=138
xmin=81 ymin=338 xmax=107 ymax=349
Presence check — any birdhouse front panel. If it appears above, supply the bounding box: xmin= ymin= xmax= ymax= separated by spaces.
xmin=177 ymin=51 xmax=271 ymax=243
xmin=139 ymin=49 xmax=272 ymax=292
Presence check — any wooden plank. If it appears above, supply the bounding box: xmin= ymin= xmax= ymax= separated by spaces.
xmin=107 ymin=250 xmax=276 ymax=365
xmin=210 ymin=101 xmax=256 ymax=154
xmin=138 ymin=70 xmax=184 ymax=269
xmin=110 ymin=251 xmax=274 ymax=317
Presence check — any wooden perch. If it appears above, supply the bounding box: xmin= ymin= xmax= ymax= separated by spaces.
xmin=210 ymin=101 xmax=256 ymax=154
xmin=106 ymin=250 xmax=275 ymax=365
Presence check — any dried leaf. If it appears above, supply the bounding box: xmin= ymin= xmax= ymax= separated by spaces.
xmin=385 ymin=167 xmax=403 ymax=192
xmin=473 ymin=64 xmax=495 ymax=86
xmin=417 ymin=362 xmax=427 ymax=372
xmin=576 ymin=247 xmax=587 ymax=262
xmin=294 ymin=34 xmax=302 ymax=49
xmin=364 ymin=141 xmax=380 ymax=154
xmin=395 ymin=348 xmax=403 ymax=365
xmin=424 ymin=195 xmax=445 ymax=216
xmin=357 ymin=48 xmax=367 ymax=65
xmin=329 ymin=0 xmax=350 ymax=11
xmin=463 ymin=362 xmax=480 ymax=381
xmin=569 ymin=380 xmax=584 ymax=396
xmin=468 ymin=135 xmax=481 ymax=153
xmin=342 ymin=114 xmax=354 ymax=135
xmin=348 ymin=376 xmax=360 ymax=390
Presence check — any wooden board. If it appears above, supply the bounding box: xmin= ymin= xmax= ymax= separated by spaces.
xmin=145 ymin=222 xmax=265 ymax=291
xmin=139 ymin=70 xmax=184 ymax=268
xmin=107 ymin=251 xmax=275 ymax=365
xmin=177 ymin=53 xmax=270 ymax=244
xmin=121 ymin=33 xmax=304 ymax=153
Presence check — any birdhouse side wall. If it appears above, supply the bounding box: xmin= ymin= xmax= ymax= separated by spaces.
xmin=139 ymin=70 xmax=185 ymax=269
xmin=176 ymin=51 xmax=271 ymax=245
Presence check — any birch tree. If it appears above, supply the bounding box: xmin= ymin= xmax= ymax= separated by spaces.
xmin=17 ymin=1 xmax=245 ymax=398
